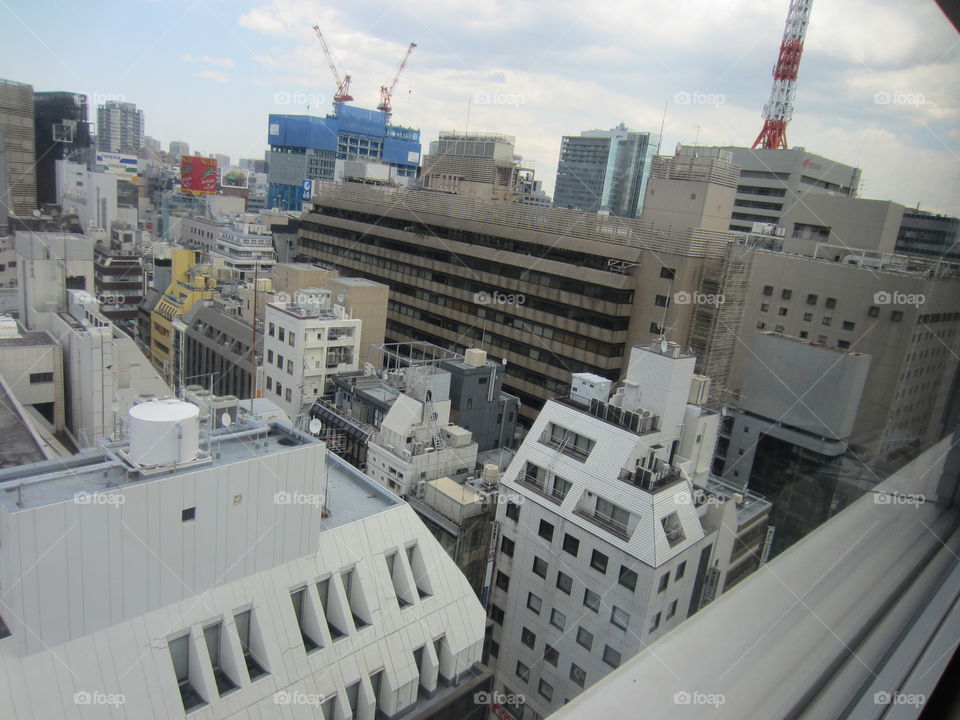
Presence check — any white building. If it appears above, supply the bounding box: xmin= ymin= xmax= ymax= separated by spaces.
xmin=263 ymin=295 xmax=361 ymax=421
xmin=55 ymin=159 xmax=138 ymax=234
xmin=0 ymin=400 xmax=488 ymax=718
xmin=488 ymin=341 xmax=770 ymax=719
xmin=15 ymin=230 xmax=95 ymax=332
xmin=181 ymin=213 xmax=277 ymax=281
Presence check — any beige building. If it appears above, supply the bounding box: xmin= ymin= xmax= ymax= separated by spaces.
xmin=272 ymin=261 xmax=339 ymax=295
xmin=778 ymin=194 xmax=906 ymax=256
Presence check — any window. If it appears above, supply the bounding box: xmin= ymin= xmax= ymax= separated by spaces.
xmin=583 ymin=588 xmax=600 ymax=613
xmin=675 ymin=561 xmax=686 ymax=580
xmin=506 ymin=502 xmax=520 ymax=522
xmin=760 ymin=303 xmax=769 ymax=312
xmin=491 ymin=604 xmax=505 ymax=625
xmin=757 ymin=321 xmax=766 ymax=330
xmin=169 ymin=633 xmax=205 ymax=711
xmin=818 ymin=335 xmax=828 ymax=343
xmin=290 ymin=587 xmax=319 ymax=651
xmin=576 ymin=626 xmax=594 ymax=650
xmin=517 ymin=661 xmax=530 ymax=683
xmin=842 ymin=321 xmax=855 ymax=331
xmin=276 ymin=382 xmax=282 ymax=397
xmin=521 ymin=627 xmax=536 ymax=649
xmin=650 ymin=322 xmax=663 ymax=334
xmin=569 ymin=663 xmax=586 ymax=688
xmin=562 ymin=533 xmax=579 ymax=556
xmin=667 ymin=600 xmax=678 ymax=619
xmin=661 ymin=512 xmax=686 ymax=547
xmin=490 ymin=640 xmax=500 ymax=658
xmin=234 ymin=609 xmax=267 ymax=679
xmin=552 ymin=476 xmax=572 ymax=501
xmin=182 ymin=507 xmax=195 ymax=522
xmin=204 ymin=622 xmax=238 ymax=695
xmin=544 ymin=644 xmax=559 ymax=667
xmin=778 ymin=307 xmax=788 ymax=316
xmin=267 ymin=349 xmax=273 ymax=363
xmin=603 ymin=645 xmax=622 ymax=668
xmin=762 ymin=285 xmax=773 ymax=296
xmin=868 ymin=305 xmax=880 ymax=317
xmin=288 ymin=333 xmax=295 ymax=347
xmin=268 ymin=322 xmax=275 ymax=337
xmin=276 ymin=353 xmax=283 ymax=367
xmin=278 ymin=327 xmax=285 ymax=341
xmin=781 ymin=289 xmax=792 ymax=299
xmin=658 ymin=574 xmax=669 ymax=593
xmin=285 ymin=389 xmax=292 ymax=403
xmin=822 ymin=316 xmax=832 ymax=326
xmin=527 ymin=592 xmax=542 ymax=615
xmin=543 ymin=423 xmax=595 ymax=460
xmin=556 ymin=571 xmax=572 ymax=595
xmin=496 ymin=571 xmax=510 ymax=592
xmin=650 ymin=612 xmax=661 ymax=632
xmin=550 ymin=608 xmax=566 ymax=630
xmin=28 ymin=372 xmax=54 ymax=384
xmin=538 ymin=519 xmax=554 ymax=542
xmin=533 ymin=556 xmax=548 ymax=578
xmin=660 ymin=267 xmax=676 ymax=279
xmin=655 ymin=294 xmax=670 ymax=307
xmin=266 ymin=377 xmax=272 ymax=390
xmin=775 ymin=325 xmax=785 ymax=333
xmin=385 ymin=552 xmax=412 ymax=608
xmin=806 ymin=294 xmax=818 ymax=305
xmin=287 ymin=359 xmax=293 ymax=375
xmin=618 ymin=565 xmax=638 ymax=591
xmin=825 ymin=297 xmax=837 ymax=309
xmin=590 ymin=550 xmax=608 ymax=574
xmin=538 ymin=679 xmax=554 ymax=702
xmin=803 ymin=312 xmax=813 ymax=321
xmin=611 ymin=606 xmax=630 ymax=631
xmin=800 ymin=331 xmax=809 ymax=339
xmin=838 ymin=340 xmax=851 ymax=349
xmin=500 ymin=536 xmax=515 ymax=558
xmin=892 ymin=311 xmax=903 ymax=322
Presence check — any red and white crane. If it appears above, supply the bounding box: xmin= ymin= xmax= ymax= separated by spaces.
xmin=312 ymin=24 xmax=353 ymax=106
xmin=751 ymin=0 xmax=813 ymax=150
xmin=377 ymin=42 xmax=417 ymax=118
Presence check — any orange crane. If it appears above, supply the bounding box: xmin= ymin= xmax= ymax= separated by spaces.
xmin=312 ymin=24 xmax=353 ymax=105
xmin=377 ymin=42 xmax=416 ymax=118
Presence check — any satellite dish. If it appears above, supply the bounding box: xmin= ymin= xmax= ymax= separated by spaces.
xmin=32 ymin=209 xmax=41 ymax=218
xmin=221 ymin=412 xmax=233 ymax=427
xmin=308 ymin=418 xmax=323 ymax=435
xmin=660 ymin=338 xmax=668 ymax=353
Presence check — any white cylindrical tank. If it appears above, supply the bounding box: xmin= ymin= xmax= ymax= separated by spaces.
xmin=128 ymin=399 xmax=200 ymax=466
xmin=483 ymin=463 xmax=499 ymax=485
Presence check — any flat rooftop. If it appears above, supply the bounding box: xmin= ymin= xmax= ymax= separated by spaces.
xmin=0 ymin=329 xmax=57 ymax=348
xmin=321 ymin=452 xmax=401 ymax=530
xmin=0 ymin=382 xmax=47 ymax=468
xmin=704 ymin=474 xmax=771 ymax=527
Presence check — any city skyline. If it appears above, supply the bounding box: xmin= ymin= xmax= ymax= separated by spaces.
xmin=1 ymin=0 xmax=957 ymax=216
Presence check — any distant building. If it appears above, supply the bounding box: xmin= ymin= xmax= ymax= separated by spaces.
xmin=33 ymin=91 xmax=91 ymax=206
xmin=169 ymin=140 xmax=189 ymax=158
xmin=93 ymin=227 xmax=145 ymax=335
xmin=96 ymin=100 xmax=144 ymax=154
xmin=267 ymin=105 xmax=421 ymax=211
xmin=180 ymin=213 xmax=277 ymax=281
xmin=0 ymin=78 xmax=37 ymax=217
xmin=896 ymin=209 xmax=960 ymax=265
xmin=14 ymin=230 xmax=94 ymax=332
xmin=553 ymin=124 xmax=658 ymax=218
xmin=421 ymin=131 xmax=538 ymax=202
xmin=176 ymin=300 xmax=261 ymax=399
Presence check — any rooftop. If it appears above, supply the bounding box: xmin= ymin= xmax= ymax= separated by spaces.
xmin=702 ymin=474 xmax=772 ymax=526
xmin=0 ymin=380 xmax=48 ymax=468
xmin=321 ymin=451 xmax=401 ymax=530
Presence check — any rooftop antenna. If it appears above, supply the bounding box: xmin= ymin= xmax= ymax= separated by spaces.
xmin=657 ymin=100 xmax=667 ymax=154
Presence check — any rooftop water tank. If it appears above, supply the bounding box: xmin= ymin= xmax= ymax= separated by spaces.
xmin=128 ymin=399 xmax=200 ymax=466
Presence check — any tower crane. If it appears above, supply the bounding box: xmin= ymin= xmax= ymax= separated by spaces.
xmin=312 ymin=24 xmax=353 ymax=107
xmin=377 ymin=42 xmax=417 ymax=118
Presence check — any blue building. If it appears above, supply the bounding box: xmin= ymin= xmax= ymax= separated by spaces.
xmin=266 ymin=105 xmax=421 ymax=211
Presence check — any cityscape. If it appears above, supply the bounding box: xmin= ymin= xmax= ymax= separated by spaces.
xmin=0 ymin=0 xmax=958 ymax=719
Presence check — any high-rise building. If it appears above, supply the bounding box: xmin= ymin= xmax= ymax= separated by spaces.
xmin=0 ymin=78 xmax=37 ymax=217
xmin=169 ymin=140 xmax=189 ymax=157
xmin=0 ymin=398 xmax=490 ymax=718
xmin=267 ymin=105 xmax=421 ymax=211
xmin=896 ymin=209 xmax=960 ymax=264
xmin=421 ymin=131 xmax=538 ymax=202
xmin=96 ymin=100 xmax=144 ymax=153
xmin=553 ymin=124 xmax=658 ymax=218
xmin=33 ymin=91 xmax=91 ymax=206
xmin=487 ymin=342 xmax=770 ymax=718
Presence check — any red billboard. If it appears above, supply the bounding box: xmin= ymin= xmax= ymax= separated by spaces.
xmin=180 ymin=155 xmax=218 ymax=195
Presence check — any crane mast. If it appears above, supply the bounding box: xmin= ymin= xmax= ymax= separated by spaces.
xmin=751 ymin=0 xmax=813 ymax=150
xmin=312 ymin=24 xmax=353 ymax=106
xmin=377 ymin=42 xmax=417 ymax=118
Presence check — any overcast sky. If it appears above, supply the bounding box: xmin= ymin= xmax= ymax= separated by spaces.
xmin=2 ymin=0 xmax=958 ymax=215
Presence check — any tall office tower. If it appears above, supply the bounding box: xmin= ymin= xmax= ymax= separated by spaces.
xmin=169 ymin=140 xmax=190 ymax=157
xmin=0 ymin=78 xmax=37 ymax=217
xmin=267 ymin=105 xmax=421 ymax=211
xmin=421 ymin=131 xmax=538 ymax=202
xmin=33 ymin=91 xmax=92 ymax=205
xmin=0 ymin=399 xmax=490 ymax=718
xmin=487 ymin=342 xmax=770 ymax=719
xmin=552 ymin=124 xmax=658 ymax=218
xmin=96 ymin=100 xmax=144 ymax=153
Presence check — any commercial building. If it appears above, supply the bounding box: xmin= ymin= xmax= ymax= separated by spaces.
xmin=0 ymin=78 xmax=36 ymax=217
xmin=0 ymin=315 xmax=65 ymax=435
xmin=421 ymin=131 xmax=538 ymax=202
xmin=181 ymin=213 xmax=277 ymax=281
xmin=552 ymin=124 xmax=658 ymax=218
xmin=267 ymin=105 xmax=421 ymax=211
xmin=262 ymin=294 xmax=361 ymax=420
xmin=96 ymin=100 xmax=144 ymax=153
xmin=488 ymin=342 xmax=769 ymax=718
xmin=33 ymin=91 xmax=92 ymax=206
xmin=896 ymin=209 xmax=960 ymax=264
xmin=15 ymin=230 xmax=95 ymax=332
xmin=93 ymin=227 xmax=146 ymax=334
xmin=169 ymin=140 xmax=189 ymax=158
xmin=0 ymin=399 xmax=489 ymax=719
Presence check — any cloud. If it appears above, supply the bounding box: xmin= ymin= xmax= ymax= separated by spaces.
xmin=183 ymin=53 xmax=235 ymax=69
xmin=196 ymin=70 xmax=229 ymax=83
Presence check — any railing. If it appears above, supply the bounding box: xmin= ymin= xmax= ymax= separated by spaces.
xmin=539 ymin=434 xmax=590 ymax=462
xmin=618 ymin=464 xmax=684 ymax=493
xmin=574 ymin=507 xmax=630 ymax=540
xmin=517 ymin=473 xmax=563 ymax=505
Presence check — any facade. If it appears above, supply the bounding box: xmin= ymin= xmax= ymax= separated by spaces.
xmin=0 ymin=78 xmax=36 ymax=217
xmin=440 ymin=348 xmax=520 ymax=451
xmin=169 ymin=140 xmax=189 ymax=157
xmin=93 ymin=229 xmax=145 ymax=334
xmin=33 ymin=91 xmax=92 ymax=206
xmin=777 ymin=194 xmax=905 ymax=256
xmin=421 ymin=131 xmax=538 ymax=202
xmin=262 ymin=296 xmax=361 ymax=420
xmin=488 ymin=342 xmax=769 ymax=718
xmin=14 ymin=230 xmax=94 ymax=332
xmin=267 ymin=105 xmax=421 ymax=211
xmin=0 ymin=316 xmax=65 ymax=433
xmin=0 ymin=401 xmax=489 ymax=719
xmin=181 ymin=213 xmax=277 ymax=280
xmin=553 ymin=124 xmax=657 ymax=218
xmin=896 ymin=209 xmax=960 ymax=264
xmin=96 ymin=100 xmax=144 ymax=153
xmin=177 ymin=300 xmax=262 ymax=399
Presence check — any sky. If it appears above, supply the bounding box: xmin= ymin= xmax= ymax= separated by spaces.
xmin=2 ymin=0 xmax=958 ymax=215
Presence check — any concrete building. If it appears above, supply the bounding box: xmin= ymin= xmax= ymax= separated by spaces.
xmin=96 ymin=100 xmax=144 ymax=153
xmin=0 ymin=316 xmax=65 ymax=435
xmin=777 ymin=194 xmax=905 ymax=256
xmin=14 ymin=230 xmax=94 ymax=332
xmin=262 ymin=294 xmax=361 ymax=420
xmin=272 ymin=261 xmax=339 ymax=295
xmin=55 ymin=159 xmax=138 ymax=234
xmin=896 ymin=209 xmax=960 ymax=264
xmin=267 ymin=105 xmax=421 ymax=211
xmin=93 ymin=227 xmax=146 ymax=335
xmin=169 ymin=140 xmax=189 ymax=158
xmin=327 ymin=276 xmax=389 ymax=367
xmin=0 ymin=78 xmax=36 ymax=217
xmin=421 ymin=131 xmax=538 ymax=202
xmin=181 ymin=213 xmax=277 ymax=281
xmin=488 ymin=342 xmax=769 ymax=718
xmin=553 ymin=124 xmax=658 ymax=218
xmin=33 ymin=91 xmax=92 ymax=207
xmin=0 ymin=399 xmax=489 ymax=719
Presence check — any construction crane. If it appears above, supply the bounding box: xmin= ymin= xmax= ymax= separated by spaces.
xmin=312 ymin=24 xmax=353 ymax=106
xmin=751 ymin=0 xmax=813 ymax=150
xmin=377 ymin=42 xmax=417 ymax=118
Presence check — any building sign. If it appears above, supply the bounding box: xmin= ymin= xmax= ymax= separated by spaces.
xmin=221 ymin=167 xmax=249 ymax=189
xmin=95 ymin=152 xmax=139 ymax=177
xmin=180 ymin=155 xmax=218 ymax=195
xmin=301 ymin=178 xmax=314 ymax=201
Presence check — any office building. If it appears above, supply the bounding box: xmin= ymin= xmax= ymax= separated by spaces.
xmin=180 ymin=213 xmax=277 ymax=281
xmin=0 ymin=399 xmax=489 ymax=718
xmin=421 ymin=131 xmax=538 ymax=202
xmin=15 ymin=230 xmax=94 ymax=332
xmin=488 ymin=342 xmax=769 ymax=718
xmin=896 ymin=209 xmax=960 ymax=264
xmin=553 ymin=124 xmax=658 ymax=218
xmin=0 ymin=78 xmax=36 ymax=217
xmin=93 ymin=227 xmax=145 ymax=334
xmin=0 ymin=315 xmax=65 ymax=435
xmin=33 ymin=91 xmax=92 ymax=206
xmin=96 ymin=100 xmax=144 ymax=153
xmin=267 ymin=105 xmax=421 ymax=211
xmin=169 ymin=140 xmax=189 ymax=158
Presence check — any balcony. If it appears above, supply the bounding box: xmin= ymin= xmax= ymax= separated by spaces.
xmin=574 ymin=506 xmax=630 ymax=540
xmin=539 ymin=434 xmax=591 ymax=462
xmin=517 ymin=473 xmax=564 ymax=505
xmin=618 ymin=462 xmax=684 ymax=493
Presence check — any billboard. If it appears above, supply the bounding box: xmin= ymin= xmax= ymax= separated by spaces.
xmin=221 ymin=166 xmax=249 ymax=189
xmin=180 ymin=155 xmax=218 ymax=195
xmin=95 ymin=152 xmax=139 ymax=177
